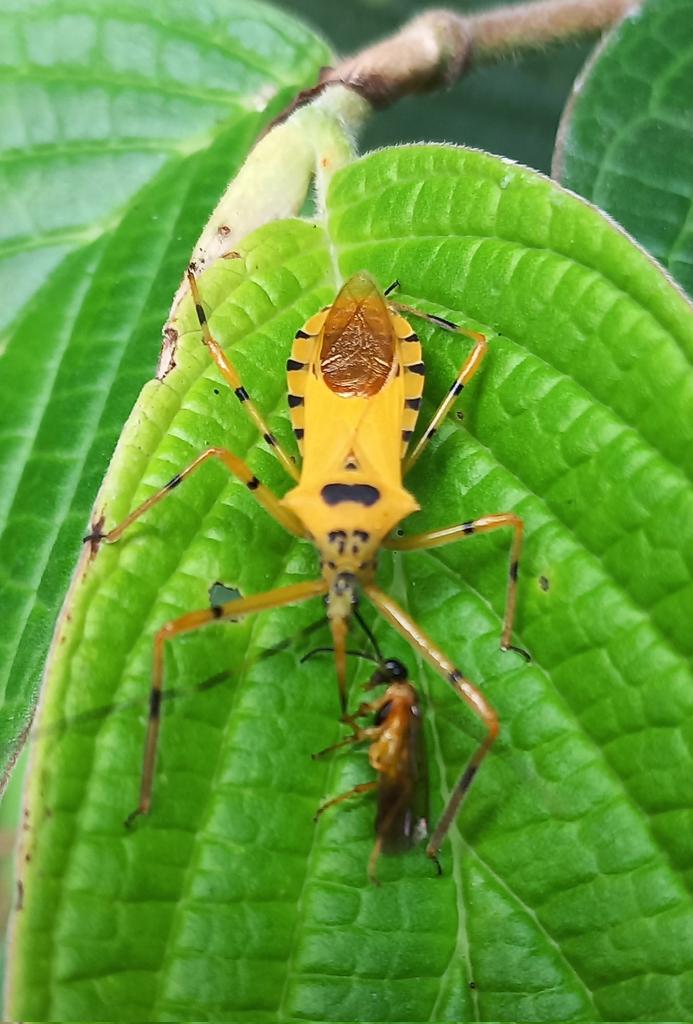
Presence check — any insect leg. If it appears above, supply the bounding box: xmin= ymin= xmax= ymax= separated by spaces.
xmin=364 ymin=584 xmax=499 ymax=863
xmin=86 ymin=446 xmax=305 ymax=547
xmin=125 ymin=577 xmax=328 ymax=827
xmin=384 ymin=513 xmax=525 ymax=654
xmin=312 ymin=732 xmax=363 ymax=759
xmin=368 ymin=836 xmax=384 ymax=884
xmin=402 ymin=328 xmax=488 ymax=473
xmin=187 ymin=271 xmax=299 ymax=482
xmin=391 ymin=299 xmax=492 ymax=348
xmin=314 ymin=781 xmax=378 ymax=821
xmin=312 ymin=719 xmax=382 ymax=759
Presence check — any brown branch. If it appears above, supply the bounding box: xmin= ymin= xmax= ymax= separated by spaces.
xmin=316 ymin=0 xmax=638 ymax=110
xmin=471 ymin=0 xmax=637 ymax=55
xmin=165 ymin=0 xmax=639 ymax=343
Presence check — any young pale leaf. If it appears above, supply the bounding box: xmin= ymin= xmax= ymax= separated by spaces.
xmin=554 ymin=0 xmax=693 ymax=296
xmin=0 ymin=0 xmax=332 ymax=783
xmin=7 ymin=145 xmax=693 ymax=1022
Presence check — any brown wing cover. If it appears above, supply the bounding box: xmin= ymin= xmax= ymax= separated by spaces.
xmin=320 ymin=272 xmax=396 ymax=397
xmin=288 ymin=272 xmax=423 ymax=457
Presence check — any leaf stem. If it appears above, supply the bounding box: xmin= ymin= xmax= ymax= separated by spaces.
xmin=164 ymin=0 xmax=638 ymax=345
xmin=318 ymin=0 xmax=639 ymax=109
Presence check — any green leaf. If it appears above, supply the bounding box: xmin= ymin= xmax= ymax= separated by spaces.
xmin=0 ymin=0 xmax=332 ymax=782
xmin=554 ymin=0 xmax=693 ymax=296
xmin=8 ymin=144 xmax=693 ymax=1022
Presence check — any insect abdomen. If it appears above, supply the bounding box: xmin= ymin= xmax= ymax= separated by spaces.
xmin=391 ymin=311 xmax=424 ymax=456
xmin=286 ymin=308 xmax=328 ymax=454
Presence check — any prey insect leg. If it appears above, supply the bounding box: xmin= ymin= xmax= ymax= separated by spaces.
xmin=86 ymin=447 xmax=304 ymax=547
xmin=314 ymin=781 xmax=378 ymax=821
xmin=187 ymin=271 xmax=299 ymax=482
xmin=126 ymin=577 xmax=328 ymax=827
xmin=312 ymin=693 xmax=387 ymax=758
xmin=385 ymin=513 xmax=525 ymax=654
xmin=312 ymin=728 xmax=377 ymax=760
xmin=364 ymin=584 xmax=499 ymax=862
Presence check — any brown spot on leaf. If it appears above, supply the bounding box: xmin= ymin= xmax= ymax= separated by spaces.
xmin=158 ymin=326 xmax=178 ymax=378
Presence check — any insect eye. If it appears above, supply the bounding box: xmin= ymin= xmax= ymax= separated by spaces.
xmin=384 ymin=659 xmax=407 ymax=681
xmin=374 ymin=700 xmax=393 ymax=726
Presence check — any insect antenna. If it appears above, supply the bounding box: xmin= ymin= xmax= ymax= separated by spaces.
xmin=301 ymin=645 xmax=405 ymax=696
xmin=353 ymin=607 xmax=384 ymax=663
xmin=301 ymin=646 xmax=379 ymax=666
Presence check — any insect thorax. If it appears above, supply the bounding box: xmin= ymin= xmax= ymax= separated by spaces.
xmin=369 ymin=685 xmax=418 ymax=779
xmin=319 ymin=525 xmax=381 ymax=582
xmin=282 ymin=472 xmax=418 ymax=578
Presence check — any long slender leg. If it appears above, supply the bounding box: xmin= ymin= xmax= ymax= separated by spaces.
xmin=364 ymin=584 xmax=499 ymax=862
xmin=187 ymin=271 xmax=299 ymax=482
xmin=388 ymin=296 xmax=493 ymax=473
xmin=403 ymin=332 xmax=487 ymax=473
xmin=314 ymin=781 xmax=378 ymax=821
xmin=384 ymin=513 xmax=524 ymax=653
xmin=341 ymin=694 xmax=389 ymax=731
xmin=391 ymin=299 xmax=491 ymax=348
xmin=86 ymin=446 xmax=304 ymax=547
xmin=126 ymin=577 xmax=328 ymax=826
xmin=312 ymin=732 xmax=363 ymax=760
xmin=312 ymin=721 xmax=381 ymax=759
xmin=368 ymin=836 xmax=384 ymax=885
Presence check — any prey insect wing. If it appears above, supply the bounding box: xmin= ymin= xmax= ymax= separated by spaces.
xmin=314 ymin=658 xmax=433 ymax=884
xmin=373 ymin=696 xmax=426 ymax=854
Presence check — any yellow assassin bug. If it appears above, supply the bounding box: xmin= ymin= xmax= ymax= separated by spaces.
xmin=86 ymin=269 xmax=524 ymax=861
